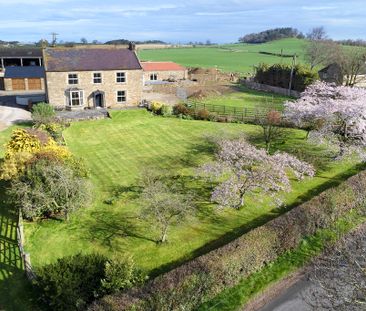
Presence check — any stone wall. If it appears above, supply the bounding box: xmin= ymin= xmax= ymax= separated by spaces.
xmin=46 ymin=70 xmax=143 ymax=109
xmin=240 ymin=79 xmax=301 ymax=98
xmin=143 ymin=70 xmax=187 ymax=83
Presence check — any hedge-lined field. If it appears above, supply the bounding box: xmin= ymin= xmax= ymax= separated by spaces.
xmin=91 ymin=170 xmax=366 ymax=310
xmin=20 ymin=109 xmax=364 ymax=276
xmin=139 ymin=38 xmax=307 ymax=74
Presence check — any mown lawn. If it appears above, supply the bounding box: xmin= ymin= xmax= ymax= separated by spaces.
xmin=20 ymin=109 xmax=364 ymax=276
xmin=139 ymin=38 xmax=307 ymax=74
xmin=194 ymin=86 xmax=289 ymax=110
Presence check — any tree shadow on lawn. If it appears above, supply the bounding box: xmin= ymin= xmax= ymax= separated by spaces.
xmin=247 ymin=131 xmax=333 ymax=172
xmin=0 ymin=182 xmax=40 ymax=310
xmin=149 ymin=161 xmax=366 ymax=277
xmin=85 ymin=209 xmax=156 ymax=250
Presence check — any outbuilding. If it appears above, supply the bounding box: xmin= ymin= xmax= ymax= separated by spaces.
xmin=141 ymin=61 xmax=187 ymax=83
xmin=4 ymin=66 xmax=45 ymax=91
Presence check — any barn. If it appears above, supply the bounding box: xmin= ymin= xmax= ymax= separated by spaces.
xmin=3 ymin=66 xmax=45 ymax=91
xmin=141 ymin=61 xmax=187 ymax=83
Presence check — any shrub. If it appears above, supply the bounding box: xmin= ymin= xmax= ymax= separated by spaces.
xmin=161 ymin=105 xmax=173 ymax=116
xmin=101 ymin=256 xmax=146 ymax=294
xmin=90 ymin=171 xmax=366 ymax=311
xmin=34 ymin=253 xmax=107 ymax=311
xmin=254 ymin=63 xmax=318 ymax=92
xmin=150 ymin=101 xmax=164 ymax=115
xmin=4 ymin=128 xmax=42 ymax=158
xmin=38 ymin=122 xmax=66 ymax=142
xmin=7 ymin=159 xmax=92 ymax=220
xmin=34 ymin=254 xmax=144 ymax=311
xmin=32 ymin=102 xmax=56 ymax=125
xmin=195 ymin=109 xmax=210 ymax=120
xmin=173 ymin=103 xmax=190 ymax=116
xmin=0 ymin=128 xmax=51 ymax=180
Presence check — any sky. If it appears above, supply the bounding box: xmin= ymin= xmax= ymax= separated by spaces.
xmin=0 ymin=0 xmax=365 ymax=44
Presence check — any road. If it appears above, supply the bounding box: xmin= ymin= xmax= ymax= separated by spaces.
xmin=259 ymin=278 xmax=313 ymax=311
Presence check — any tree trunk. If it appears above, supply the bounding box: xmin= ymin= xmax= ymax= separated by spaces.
xmin=160 ymin=226 xmax=168 ymax=243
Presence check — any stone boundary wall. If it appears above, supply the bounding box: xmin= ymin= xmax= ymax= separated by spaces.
xmin=240 ymin=79 xmax=301 ymax=98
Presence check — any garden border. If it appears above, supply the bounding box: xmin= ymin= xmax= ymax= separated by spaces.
xmin=17 ymin=209 xmax=36 ymax=281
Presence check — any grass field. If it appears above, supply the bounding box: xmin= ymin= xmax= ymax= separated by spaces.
xmin=139 ymin=38 xmax=307 ymax=74
xmin=18 ymin=110 xmax=363 ymax=276
xmin=194 ymin=86 xmax=289 ymax=111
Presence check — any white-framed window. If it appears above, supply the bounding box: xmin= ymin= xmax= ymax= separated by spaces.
xmin=68 ymin=73 xmax=78 ymax=85
xmin=93 ymin=72 xmax=102 ymax=84
xmin=68 ymin=90 xmax=84 ymax=106
xmin=116 ymin=72 xmax=126 ymax=83
xmin=150 ymin=73 xmax=158 ymax=81
xmin=117 ymin=90 xmax=126 ymax=103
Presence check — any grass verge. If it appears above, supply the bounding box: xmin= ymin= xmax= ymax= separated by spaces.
xmin=197 ymin=210 xmax=366 ymax=311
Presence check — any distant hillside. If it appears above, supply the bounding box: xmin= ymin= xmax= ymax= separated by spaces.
xmin=239 ymin=28 xmax=304 ymax=44
xmin=105 ymin=39 xmax=166 ymax=45
xmin=139 ymin=38 xmax=308 ymax=74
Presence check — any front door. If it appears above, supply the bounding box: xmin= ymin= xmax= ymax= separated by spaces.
xmin=95 ymin=93 xmax=103 ymax=108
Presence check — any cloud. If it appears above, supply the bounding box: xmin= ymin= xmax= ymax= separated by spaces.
xmin=195 ymin=9 xmax=268 ymax=16
xmin=301 ymin=5 xmax=337 ymax=11
xmin=0 ymin=18 xmax=94 ymax=29
xmin=70 ymin=4 xmax=180 ymax=14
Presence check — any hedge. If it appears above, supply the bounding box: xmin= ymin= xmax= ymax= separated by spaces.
xmin=89 ymin=171 xmax=366 ymax=311
xmin=254 ymin=63 xmax=318 ymax=92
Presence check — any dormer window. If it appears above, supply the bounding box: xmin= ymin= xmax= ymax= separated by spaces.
xmin=68 ymin=73 xmax=78 ymax=85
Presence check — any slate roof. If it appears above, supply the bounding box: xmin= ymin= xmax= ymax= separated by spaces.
xmin=44 ymin=47 xmax=142 ymax=72
xmin=4 ymin=66 xmax=45 ymax=78
xmin=0 ymin=48 xmax=42 ymax=58
xmin=141 ymin=61 xmax=186 ymax=71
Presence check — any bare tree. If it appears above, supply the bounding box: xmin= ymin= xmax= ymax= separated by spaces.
xmin=258 ymin=110 xmax=286 ymax=152
xmin=80 ymin=37 xmax=88 ymax=45
xmin=306 ymin=26 xmax=327 ymax=41
xmin=139 ymin=170 xmax=194 ymax=243
xmin=303 ymin=225 xmax=366 ymax=310
xmin=305 ymin=40 xmax=341 ymax=70
xmin=336 ymin=47 xmax=366 ymax=86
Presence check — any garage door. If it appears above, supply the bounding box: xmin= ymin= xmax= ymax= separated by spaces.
xmin=12 ymin=78 xmax=26 ymax=90
xmin=28 ymin=78 xmax=42 ymax=90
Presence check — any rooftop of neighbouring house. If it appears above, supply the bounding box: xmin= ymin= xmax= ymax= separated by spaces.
xmin=0 ymin=47 xmax=42 ymax=58
xmin=4 ymin=66 xmax=45 ymax=78
xmin=141 ymin=61 xmax=186 ymax=72
xmin=43 ymin=46 xmax=142 ymax=72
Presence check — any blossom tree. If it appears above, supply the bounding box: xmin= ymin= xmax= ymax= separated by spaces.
xmin=284 ymin=81 xmax=366 ymax=158
xmin=201 ymin=138 xmax=315 ymax=209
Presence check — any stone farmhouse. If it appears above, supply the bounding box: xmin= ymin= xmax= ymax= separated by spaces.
xmin=141 ymin=61 xmax=187 ymax=83
xmin=43 ymin=45 xmax=144 ymax=109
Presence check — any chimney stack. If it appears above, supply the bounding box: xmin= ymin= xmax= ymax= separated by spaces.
xmin=128 ymin=42 xmax=136 ymax=51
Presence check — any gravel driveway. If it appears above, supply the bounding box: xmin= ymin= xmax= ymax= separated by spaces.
xmin=0 ymin=105 xmax=32 ymax=131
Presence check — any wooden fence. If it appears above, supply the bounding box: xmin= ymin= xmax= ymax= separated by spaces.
xmin=17 ymin=210 xmax=36 ymax=280
xmin=187 ymin=101 xmax=282 ymax=122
